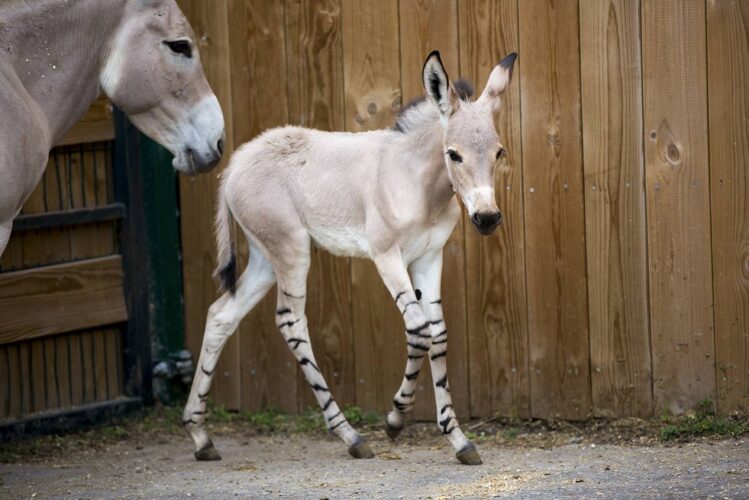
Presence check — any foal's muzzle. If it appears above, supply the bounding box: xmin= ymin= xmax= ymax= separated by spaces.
xmin=471 ymin=211 xmax=502 ymax=235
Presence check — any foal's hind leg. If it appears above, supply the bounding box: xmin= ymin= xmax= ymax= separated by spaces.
xmin=272 ymin=247 xmax=374 ymax=459
xmin=0 ymin=220 xmax=11 ymax=257
xmin=184 ymin=243 xmax=275 ymax=460
xmin=410 ymin=250 xmax=479 ymax=465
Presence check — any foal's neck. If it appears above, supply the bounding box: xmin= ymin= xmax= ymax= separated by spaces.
xmin=0 ymin=0 xmax=125 ymax=147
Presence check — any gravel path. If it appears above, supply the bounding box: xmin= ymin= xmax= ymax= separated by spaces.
xmin=2 ymin=432 xmax=748 ymax=498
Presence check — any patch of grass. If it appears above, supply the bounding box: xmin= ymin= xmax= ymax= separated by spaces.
xmin=659 ymin=399 xmax=749 ymax=442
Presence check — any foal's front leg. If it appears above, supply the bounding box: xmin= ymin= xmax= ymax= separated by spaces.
xmin=409 ymin=250 xmax=480 ymax=465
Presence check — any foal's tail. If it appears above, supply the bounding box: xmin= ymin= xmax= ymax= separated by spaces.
xmin=214 ymin=190 xmax=237 ymax=295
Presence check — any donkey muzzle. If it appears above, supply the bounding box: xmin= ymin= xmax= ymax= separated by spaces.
xmin=471 ymin=211 xmax=502 ymax=235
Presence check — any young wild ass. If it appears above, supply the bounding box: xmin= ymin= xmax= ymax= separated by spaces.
xmin=0 ymin=0 xmax=225 ymax=257
xmin=184 ymin=51 xmax=517 ymax=465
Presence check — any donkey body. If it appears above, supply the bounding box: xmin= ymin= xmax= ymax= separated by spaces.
xmin=0 ymin=0 xmax=225 ymax=257
xmin=184 ymin=51 xmax=516 ymax=465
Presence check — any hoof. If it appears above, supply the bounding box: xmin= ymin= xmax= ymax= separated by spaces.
xmin=195 ymin=440 xmax=222 ymax=461
xmin=348 ymin=438 xmax=375 ymax=459
xmin=456 ymin=442 xmax=482 ymax=465
xmin=385 ymin=421 xmax=403 ymax=441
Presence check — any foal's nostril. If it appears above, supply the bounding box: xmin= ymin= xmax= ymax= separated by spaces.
xmin=216 ymin=138 xmax=224 ymax=156
xmin=472 ymin=212 xmax=481 ymax=226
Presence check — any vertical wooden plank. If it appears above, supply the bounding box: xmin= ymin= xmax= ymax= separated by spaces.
xmin=68 ymin=333 xmax=84 ymax=405
xmin=228 ymin=0 xmax=298 ymax=413
xmin=18 ymin=342 xmax=32 ymax=415
xmin=459 ymin=0 xmax=529 ymax=419
xmin=397 ymin=0 xmax=469 ymax=421
xmin=580 ymin=0 xmax=652 ymax=417
xmin=518 ymin=0 xmax=591 ymax=419
xmin=105 ymin=328 xmax=121 ymax=398
xmin=708 ymin=0 xmax=749 ymax=414
xmin=8 ymin=344 xmax=22 ymax=418
xmin=55 ymin=335 xmax=71 ymax=409
xmin=0 ymin=346 xmax=9 ymax=418
xmin=285 ymin=0 xmax=355 ymax=411
xmin=81 ymin=332 xmax=96 ymax=403
xmin=642 ymin=0 xmax=715 ymax=414
xmin=43 ymin=338 xmax=59 ymax=410
xmin=30 ymin=339 xmax=46 ymax=412
xmin=177 ymin=0 xmax=240 ymax=410
xmin=93 ymin=330 xmax=109 ymax=401
xmin=343 ymin=0 xmax=403 ymax=412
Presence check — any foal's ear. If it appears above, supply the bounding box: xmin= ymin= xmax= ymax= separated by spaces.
xmin=478 ymin=52 xmax=517 ymax=112
xmin=422 ymin=51 xmax=457 ymax=117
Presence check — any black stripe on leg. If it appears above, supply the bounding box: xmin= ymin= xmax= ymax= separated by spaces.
xmin=327 ymin=410 xmax=342 ymax=421
xmin=408 ymin=354 xmax=425 ymax=360
xmin=400 ymin=390 xmax=415 ymax=398
xmin=405 ymin=369 xmax=420 ymax=381
xmin=435 ymin=374 xmax=448 ymax=388
xmin=432 ymin=338 xmax=447 ymax=345
xmin=328 ymin=419 xmax=346 ymax=431
xmin=430 ymin=299 xmax=442 ymax=305
xmin=278 ymin=319 xmax=300 ymax=330
xmin=287 ymin=338 xmax=308 ymax=349
xmin=282 ymin=290 xmax=305 ymax=299
xmin=192 ymin=410 xmax=206 ymax=415
xmin=407 ymin=342 xmax=429 ymax=351
xmin=322 ymin=397 xmax=335 ymax=411
xmin=430 ymin=319 xmax=444 ymax=325
xmin=299 ymin=357 xmax=320 ymax=372
xmin=310 ymin=383 xmax=330 ymax=393
xmin=439 ymin=415 xmax=453 ymax=434
xmin=198 ymin=391 xmax=209 ymax=400
xmin=440 ymin=404 xmax=453 ymax=415
xmin=401 ymin=301 xmax=419 ymax=315
xmin=201 ymin=366 xmax=215 ymax=376
xmin=395 ymin=291 xmax=407 ymax=303
xmin=406 ymin=322 xmax=430 ymax=335
xmin=430 ymin=351 xmax=447 ymax=361
xmin=276 ymin=308 xmax=291 ymax=316
xmin=182 ymin=418 xmax=198 ymax=426
xmin=393 ymin=399 xmax=412 ymax=412
xmin=434 ymin=329 xmax=447 ymax=339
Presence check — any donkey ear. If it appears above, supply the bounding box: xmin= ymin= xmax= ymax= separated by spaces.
xmin=478 ymin=52 xmax=517 ymax=112
xmin=422 ymin=51 xmax=457 ymax=117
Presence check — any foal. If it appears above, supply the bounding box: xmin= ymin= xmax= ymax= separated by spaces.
xmin=184 ymin=51 xmax=517 ymax=465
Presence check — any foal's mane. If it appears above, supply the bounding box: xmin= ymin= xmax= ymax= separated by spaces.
xmin=392 ymin=79 xmax=474 ymax=134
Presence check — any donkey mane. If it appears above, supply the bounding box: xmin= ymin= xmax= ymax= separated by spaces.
xmin=393 ymin=79 xmax=474 ymax=134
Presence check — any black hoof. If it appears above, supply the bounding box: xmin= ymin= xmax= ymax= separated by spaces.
xmin=456 ymin=442 xmax=482 ymax=465
xmin=348 ymin=438 xmax=375 ymax=459
xmin=385 ymin=421 xmax=403 ymax=441
xmin=195 ymin=440 xmax=222 ymax=461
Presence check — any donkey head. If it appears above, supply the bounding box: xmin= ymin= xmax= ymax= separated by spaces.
xmin=100 ymin=0 xmax=224 ymax=175
xmin=423 ymin=51 xmax=517 ymax=235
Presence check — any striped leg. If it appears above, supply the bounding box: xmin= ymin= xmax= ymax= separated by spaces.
xmin=410 ymin=250 xmax=480 ymax=465
xmin=374 ymin=251 xmax=433 ymax=439
xmin=274 ymin=261 xmax=374 ymax=459
xmin=184 ymin=243 xmax=275 ymax=461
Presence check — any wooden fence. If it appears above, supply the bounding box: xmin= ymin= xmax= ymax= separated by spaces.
xmin=177 ymin=0 xmax=748 ymax=420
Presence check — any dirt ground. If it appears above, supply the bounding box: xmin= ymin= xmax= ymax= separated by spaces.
xmin=1 ymin=415 xmax=748 ymax=499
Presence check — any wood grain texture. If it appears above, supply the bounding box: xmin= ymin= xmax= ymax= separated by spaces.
xmin=177 ymin=0 xmax=241 ymax=410
xmin=580 ymin=0 xmax=652 ymax=417
xmin=642 ymin=0 xmax=715 ymax=414
xmin=460 ymin=0 xmax=529 ymax=419
xmin=519 ymin=0 xmax=592 ymax=419
xmin=285 ymin=0 xmax=356 ymax=411
xmin=0 ymin=256 xmax=127 ymax=344
xmin=227 ymin=0 xmax=299 ymax=413
xmin=707 ymin=0 xmax=749 ymax=414
xmin=342 ymin=0 xmax=404 ymax=412
xmin=398 ymin=0 xmax=468 ymax=421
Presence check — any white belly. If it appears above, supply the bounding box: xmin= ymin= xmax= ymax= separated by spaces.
xmin=308 ymin=225 xmax=370 ymax=258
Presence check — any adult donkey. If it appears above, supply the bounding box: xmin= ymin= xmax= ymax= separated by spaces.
xmin=0 ymin=0 xmax=225 ymax=256
xmin=184 ymin=50 xmax=516 ymax=465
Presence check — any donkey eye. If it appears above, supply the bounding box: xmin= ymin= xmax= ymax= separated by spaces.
xmin=496 ymin=147 xmax=507 ymax=160
xmin=446 ymin=149 xmax=463 ymax=163
xmin=164 ymin=40 xmax=193 ymax=59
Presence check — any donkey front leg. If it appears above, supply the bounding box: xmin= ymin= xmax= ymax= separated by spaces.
xmin=410 ymin=250 xmax=481 ymax=465
xmin=274 ymin=260 xmax=374 ymax=459
xmin=373 ymin=251 xmax=433 ymax=440
xmin=184 ymin=245 xmax=275 ymax=461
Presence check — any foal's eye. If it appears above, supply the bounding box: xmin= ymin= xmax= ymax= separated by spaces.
xmin=164 ymin=40 xmax=193 ymax=59
xmin=446 ymin=149 xmax=463 ymax=163
xmin=496 ymin=147 xmax=507 ymax=161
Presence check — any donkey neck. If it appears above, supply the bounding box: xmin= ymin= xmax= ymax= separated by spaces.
xmin=392 ymin=103 xmax=456 ymax=216
xmin=0 ymin=0 xmax=125 ymax=147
